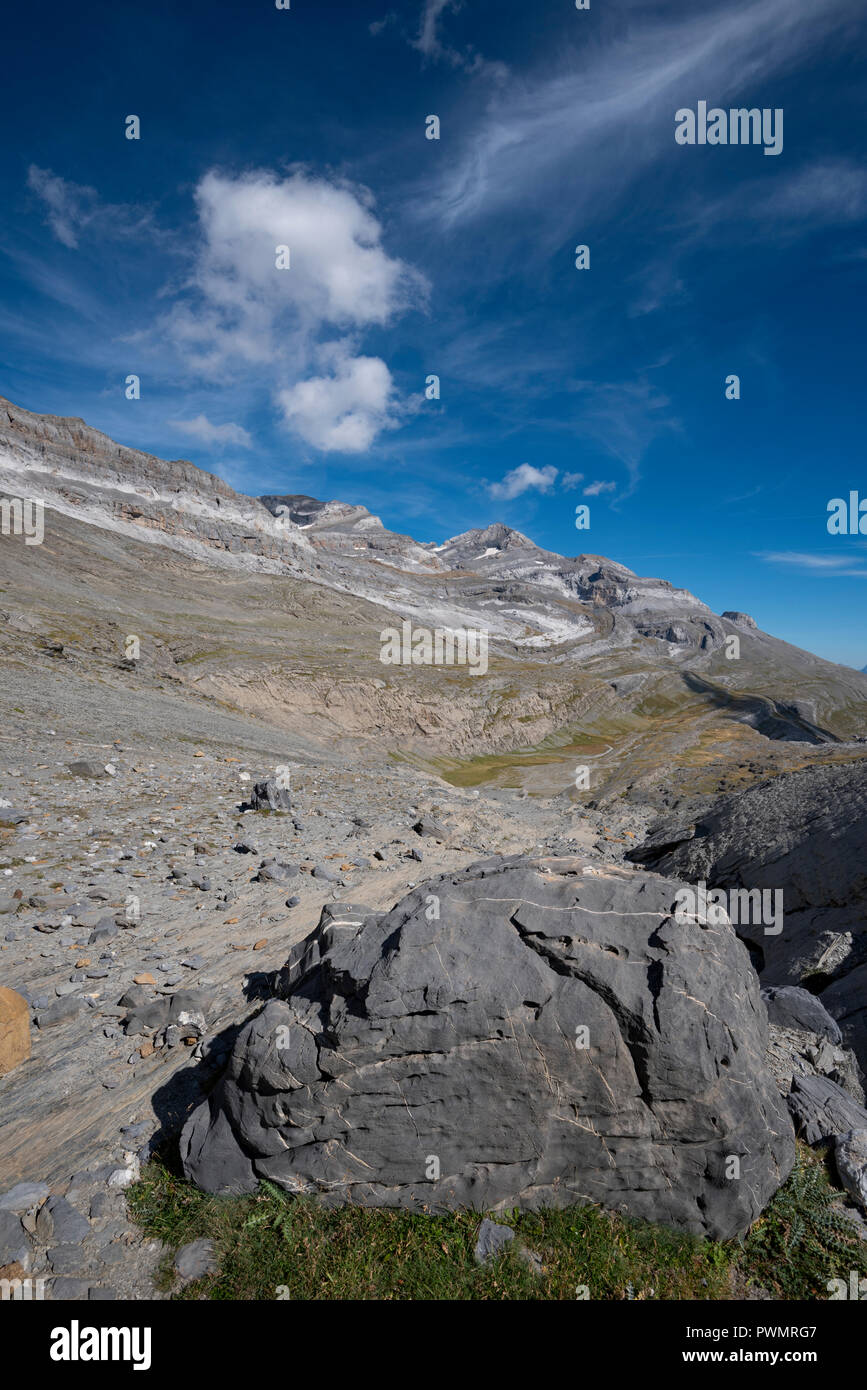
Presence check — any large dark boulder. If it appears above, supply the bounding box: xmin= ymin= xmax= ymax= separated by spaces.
xmin=180 ymin=856 xmax=794 ymax=1240
xmin=629 ymin=762 xmax=867 ymax=1068
xmin=761 ymin=986 xmax=842 ymax=1043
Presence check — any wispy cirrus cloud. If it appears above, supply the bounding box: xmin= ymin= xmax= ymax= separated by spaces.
xmin=412 ymin=0 xmax=507 ymax=77
xmin=27 ymin=165 xmax=154 ymax=249
xmin=757 ymin=550 xmax=867 ymax=576
xmin=689 ymin=158 xmax=867 ymax=240
xmin=423 ymin=0 xmax=861 ymax=231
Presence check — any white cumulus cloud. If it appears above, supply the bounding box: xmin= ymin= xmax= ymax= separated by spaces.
xmin=168 ymin=415 xmax=253 ymax=449
xmin=157 ymin=168 xmax=426 ymax=452
xmin=488 ymin=463 xmax=558 ymax=501
xmin=165 ymin=169 xmax=424 ymax=372
xmin=277 ymin=353 xmax=397 ymax=453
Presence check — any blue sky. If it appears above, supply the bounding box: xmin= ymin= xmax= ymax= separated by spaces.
xmin=1 ymin=0 xmax=866 ymax=665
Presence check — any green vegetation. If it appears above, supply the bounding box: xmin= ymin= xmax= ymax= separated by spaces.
xmin=128 ymin=1144 xmax=865 ymax=1301
xmin=741 ymin=1144 xmax=867 ymax=1299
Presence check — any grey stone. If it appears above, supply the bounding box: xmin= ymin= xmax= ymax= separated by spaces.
xmin=761 ymin=987 xmax=842 ymax=1044
xmin=88 ymin=920 xmax=119 ymax=944
xmin=174 ymin=1238 xmax=218 ymax=1282
xmin=42 ymin=1195 xmax=90 ymax=1244
xmin=88 ymin=1286 xmax=117 ymax=1300
xmin=118 ymin=985 xmax=148 ymax=1010
xmin=49 ymin=1277 xmax=91 ymax=1300
xmin=474 ymin=1219 xmax=515 ymax=1264
xmin=250 ymin=778 xmax=291 ymax=814
xmin=0 ymin=1181 xmax=49 ymax=1213
xmin=67 ymin=761 xmax=107 ymax=779
xmin=35 ymin=996 xmax=83 ymax=1028
xmin=413 ymin=816 xmax=447 ymax=839
xmin=787 ymin=1075 xmax=867 ymax=1144
xmin=835 ymin=1130 xmax=867 ymax=1213
xmin=124 ymin=999 xmax=171 ymax=1035
xmin=47 ymin=1246 xmax=86 ymax=1275
xmin=89 ymin=1193 xmax=109 ymax=1220
xmin=181 ymin=855 xmax=794 ymax=1240
xmin=0 ymin=1209 xmax=28 ymax=1266
xmin=312 ymin=863 xmax=339 ymax=882
xmin=256 ymin=859 xmax=298 ymax=883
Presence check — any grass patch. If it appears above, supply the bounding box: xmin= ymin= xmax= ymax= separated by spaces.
xmin=125 ymin=1168 xmax=708 ymax=1302
xmin=128 ymin=1145 xmax=865 ymax=1301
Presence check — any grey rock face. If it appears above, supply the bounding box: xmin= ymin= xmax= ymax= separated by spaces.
xmin=835 ymin=1130 xmax=867 ymax=1213
xmin=180 ymin=855 xmax=794 ymax=1240
xmin=786 ymin=1075 xmax=867 ymax=1144
xmin=630 ymin=762 xmax=867 ymax=1068
xmin=761 ymin=987 xmax=842 ymax=1043
xmin=722 ymin=612 xmax=757 ymax=629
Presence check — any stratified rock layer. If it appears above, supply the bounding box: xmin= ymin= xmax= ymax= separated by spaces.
xmin=629 ymin=763 xmax=867 ymax=1067
xmin=181 ymin=856 xmax=794 ymax=1239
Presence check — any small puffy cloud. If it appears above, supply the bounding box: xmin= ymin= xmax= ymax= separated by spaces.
xmin=168 ymin=415 xmax=253 ymax=449
xmin=277 ymin=353 xmax=397 ymax=453
xmin=561 ymin=471 xmax=585 ymax=491
xmin=488 ymin=463 xmax=558 ymax=501
xmin=583 ymin=480 xmax=617 ymax=497
xmin=27 ymin=165 xmax=151 ymax=249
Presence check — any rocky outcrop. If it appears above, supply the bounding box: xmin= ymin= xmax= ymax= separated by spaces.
xmin=180 ymin=855 xmax=794 ymax=1240
xmin=762 ymin=986 xmax=842 ymax=1043
xmin=787 ymin=1076 xmax=867 ymax=1146
xmin=835 ymin=1131 xmax=867 ymax=1213
xmin=629 ymin=763 xmax=867 ymax=1068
